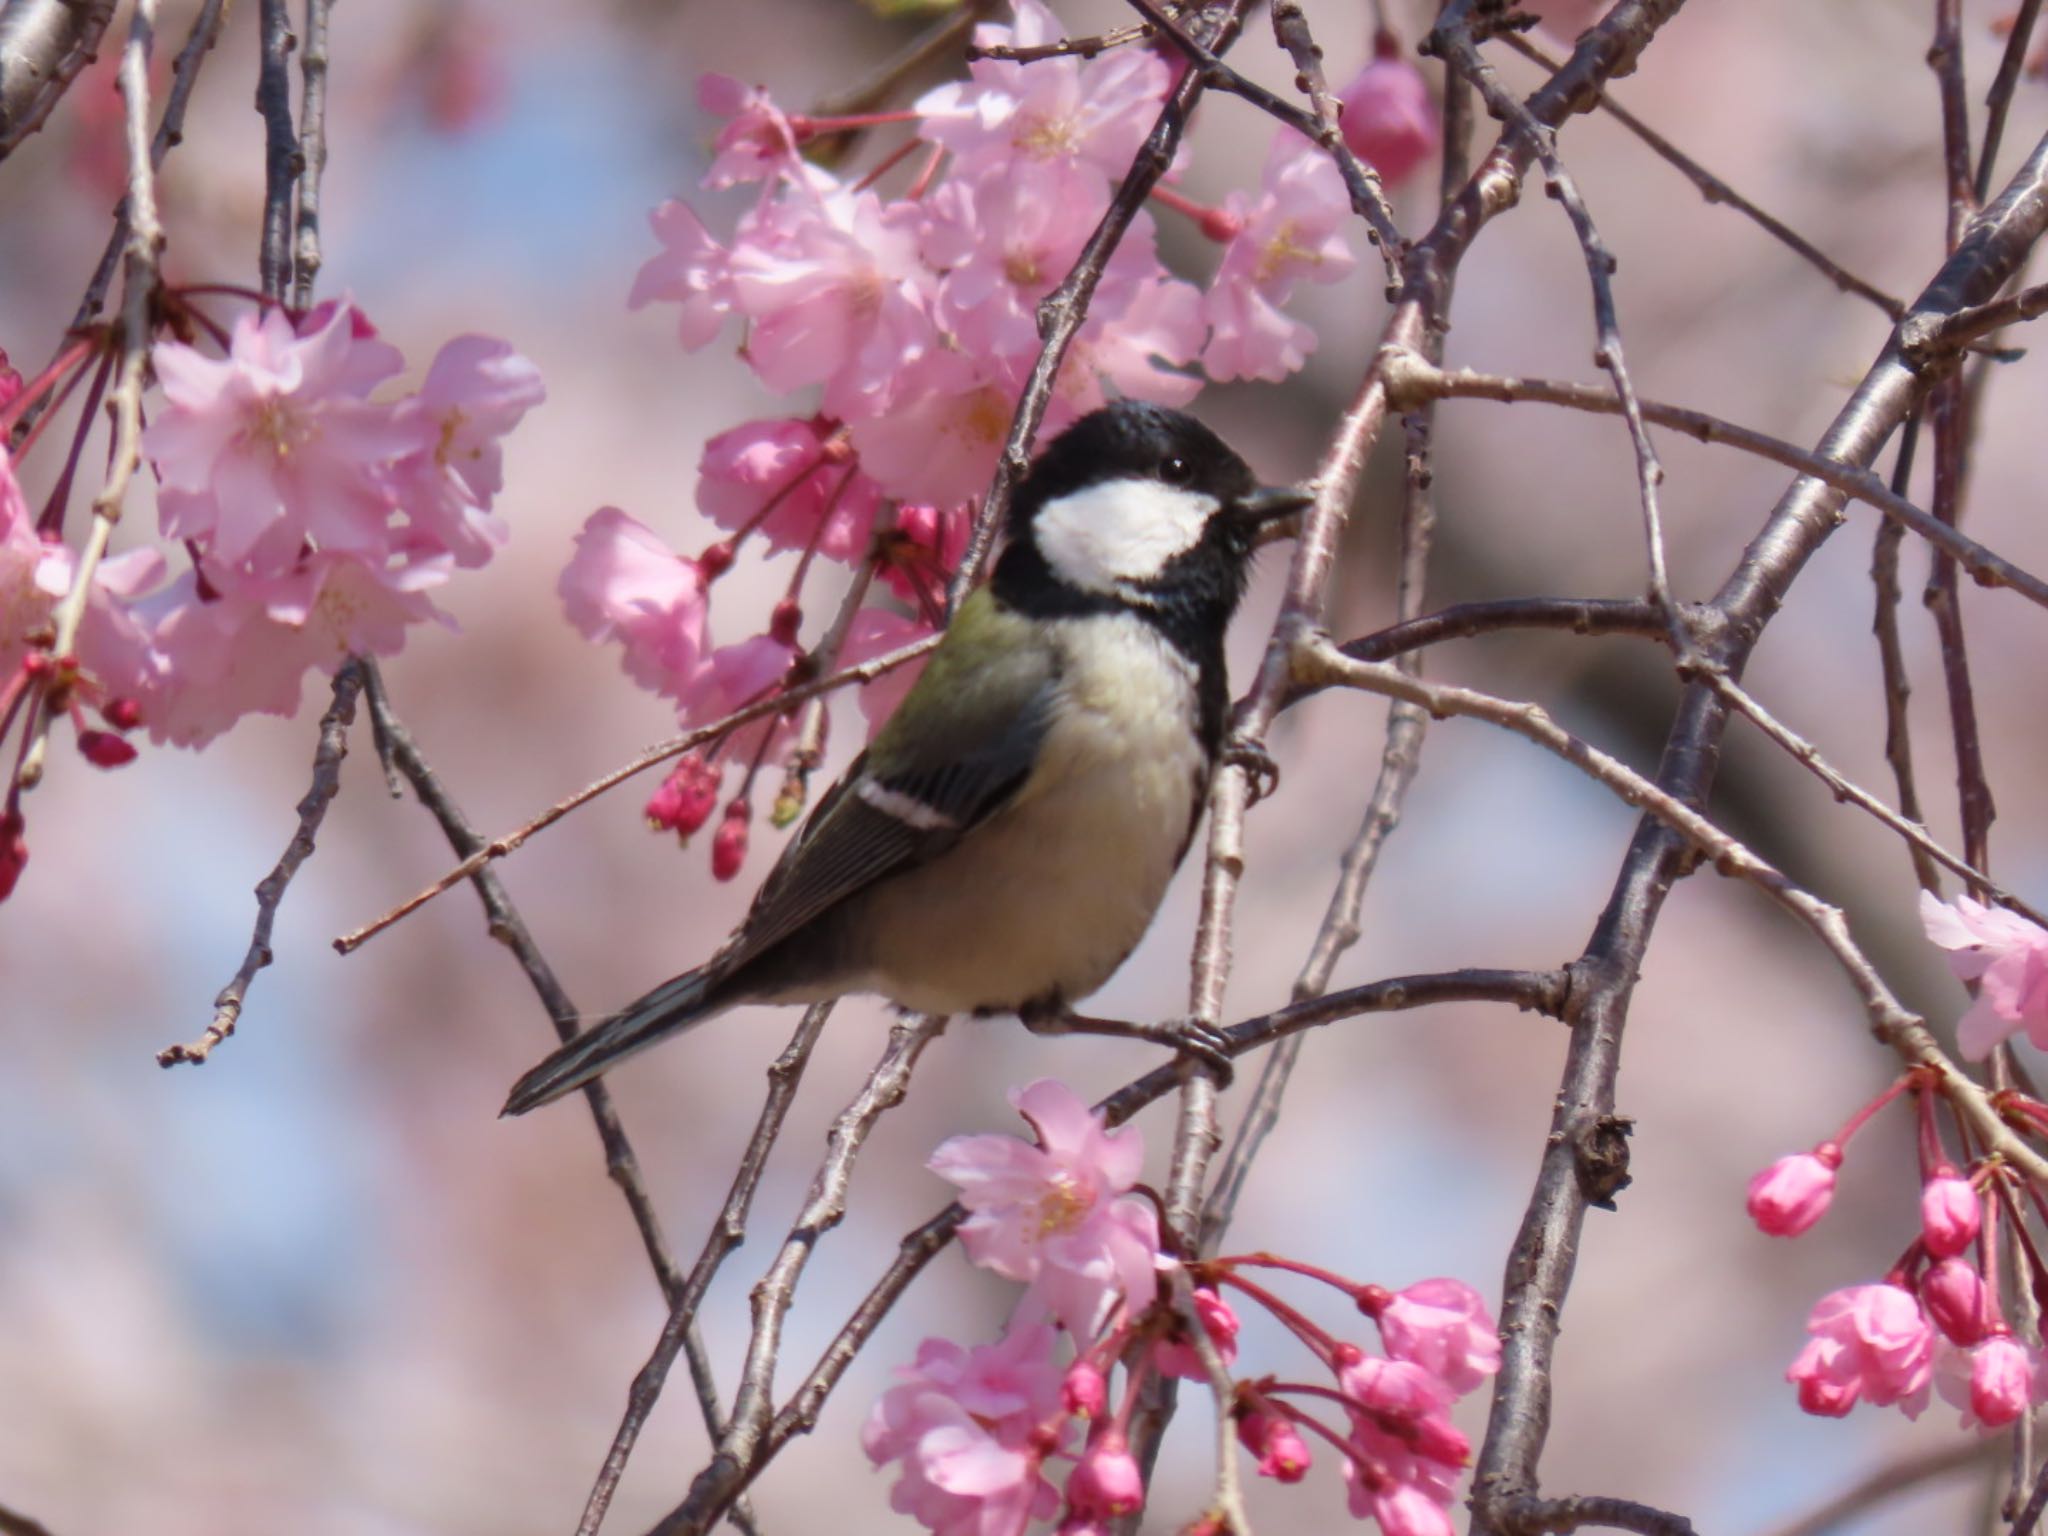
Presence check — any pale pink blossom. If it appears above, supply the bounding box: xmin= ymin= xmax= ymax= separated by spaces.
xmin=145 ymin=301 xmax=418 ymax=572
xmin=928 ymin=1078 xmax=1161 ymax=1335
xmin=629 ymin=199 xmax=736 ymax=351
xmin=5 ymin=473 xmax=161 ymax=709
xmin=1337 ymin=43 xmax=1439 ymax=188
xmin=1062 ymin=274 xmax=1206 ymax=413
xmin=1338 ymin=1350 xmax=1470 ymax=1487
xmin=387 ymin=334 xmax=544 ymax=566
xmin=727 ymin=187 xmax=936 ymax=418
xmin=1921 ymin=1257 xmax=1993 ymax=1345
xmin=915 ymin=0 xmax=1169 ymax=194
xmin=1350 ymin=1478 xmax=1456 ymax=1536
xmin=924 ymin=164 xmax=1100 ymax=358
xmin=1786 ymin=1283 xmax=1934 ymax=1418
xmin=862 ymin=1325 xmax=1066 ymax=1536
xmin=1746 ymin=1149 xmax=1839 ymax=1237
xmin=133 ymin=574 xmax=323 ymax=747
xmin=848 ymin=350 xmax=1018 ymax=506
xmin=558 ymin=507 xmax=711 ymax=698
xmin=1152 ymin=1287 xmax=1239 ymax=1380
xmin=1065 ymin=1430 xmax=1144 ymax=1521
xmin=675 ymin=634 xmax=799 ymax=744
xmin=1920 ymin=1170 xmax=1981 ymax=1259
xmin=1919 ymin=889 xmax=2048 ymax=1058
xmin=1375 ymin=1278 xmax=1502 ymax=1396
xmin=697 ymin=417 xmax=878 ymax=561
xmin=697 ymin=73 xmax=807 ymax=189
xmin=1201 ymin=132 xmax=1353 ymax=384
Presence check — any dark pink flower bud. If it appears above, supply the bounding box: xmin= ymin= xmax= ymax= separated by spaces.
xmin=1061 ymin=1360 xmax=1108 ymax=1419
xmin=1922 ymin=1257 xmax=1993 ymax=1345
xmin=711 ymin=800 xmax=750 ymax=881
xmin=1197 ymin=206 xmax=1245 ymax=243
xmin=1236 ymin=1407 xmax=1312 ymax=1482
xmin=769 ymin=598 xmax=803 ymax=647
xmin=76 ymin=730 xmax=137 ymax=768
xmin=1408 ymin=1411 xmax=1470 ymax=1467
xmin=1066 ymin=1430 xmax=1145 ymax=1520
xmin=1336 ymin=38 xmax=1438 ymax=188
xmin=646 ymin=754 xmax=720 ymax=837
xmin=0 ymin=811 xmax=25 ymax=902
xmin=99 ymin=696 xmax=143 ymax=731
xmin=1920 ymin=1168 xmax=1981 ymax=1259
xmin=697 ymin=541 xmax=735 ymax=580
xmin=1971 ymin=1334 xmax=2036 ymax=1427
xmin=1746 ymin=1149 xmax=1838 ymax=1237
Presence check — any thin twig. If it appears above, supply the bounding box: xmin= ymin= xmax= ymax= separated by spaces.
xmin=16 ymin=0 xmax=161 ymax=791
xmin=1904 ymin=277 xmax=2048 ymax=356
xmin=256 ymin=0 xmax=300 ymax=302
xmin=576 ymin=1005 xmax=832 ymax=1536
xmin=1428 ymin=1 xmax=1680 ymax=641
xmin=289 ymin=0 xmax=332 ymax=309
xmin=1498 ymin=1494 xmax=1696 ymax=1536
xmin=969 ymin=21 xmax=1148 ymax=62
xmin=1977 ymin=0 xmax=2044 ymax=203
xmin=1499 ymin=32 xmax=1905 ymax=318
xmin=358 ymin=663 xmax=757 ymax=1536
xmin=159 ymin=664 xmax=364 ymax=1065
xmin=645 ymin=1014 xmax=949 ymax=1536
xmin=1164 ymin=1262 xmax=1251 ymax=1536
xmin=1870 ymin=420 xmax=1938 ymax=891
xmin=1373 ymin=350 xmax=2048 ymax=612
xmin=334 ymin=637 xmax=939 ymax=954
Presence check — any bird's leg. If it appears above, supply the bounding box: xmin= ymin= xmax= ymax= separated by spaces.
xmin=1223 ymin=735 xmax=1280 ymax=806
xmin=1017 ymin=1001 xmax=1236 ymax=1085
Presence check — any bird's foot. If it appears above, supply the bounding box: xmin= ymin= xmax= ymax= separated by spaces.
xmin=1019 ymin=1004 xmax=1236 ymax=1086
xmin=1223 ymin=736 xmax=1280 ymax=806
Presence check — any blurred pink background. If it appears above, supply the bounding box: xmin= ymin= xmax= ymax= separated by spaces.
xmin=4 ymin=0 xmax=2047 ymax=1531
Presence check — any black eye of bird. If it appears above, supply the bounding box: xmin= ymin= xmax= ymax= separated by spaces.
xmin=1159 ymin=455 xmax=1193 ymax=485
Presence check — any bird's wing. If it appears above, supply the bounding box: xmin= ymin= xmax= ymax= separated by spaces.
xmin=709 ymin=594 xmax=1059 ymax=974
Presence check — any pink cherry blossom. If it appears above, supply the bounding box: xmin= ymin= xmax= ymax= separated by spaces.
xmin=629 ymin=199 xmax=736 ymax=351
xmin=646 ymin=753 xmax=721 ymax=838
xmin=1202 ymin=133 xmax=1354 ymax=384
xmin=5 ymin=474 xmax=162 ymax=710
xmin=1746 ymin=1149 xmax=1838 ymax=1237
xmin=387 ymin=334 xmax=545 ymax=566
xmin=697 ymin=73 xmax=807 ymax=189
xmin=914 ymin=0 xmax=1169 ymax=194
xmin=558 ymin=507 xmax=711 ymax=698
xmin=928 ymin=1078 xmax=1161 ymax=1336
xmin=847 ymin=350 xmax=1020 ymax=506
xmin=727 ymin=186 xmax=936 ymax=418
xmin=1786 ymin=1283 xmax=1934 ymax=1418
xmin=1152 ymin=1286 xmax=1240 ymax=1380
xmin=1374 ymin=1278 xmax=1502 ymax=1395
xmin=1062 ymin=273 xmax=1206 ymax=414
xmin=1064 ymin=1430 xmax=1144 ymax=1521
xmin=1968 ymin=1335 xmax=2037 ymax=1428
xmin=1061 ymin=1360 xmax=1107 ymax=1419
xmin=924 ymin=164 xmax=1100 ymax=359
xmin=1920 ymin=1170 xmax=1981 ymax=1259
xmin=145 ymin=301 xmax=419 ymax=573
xmin=862 ymin=1325 xmax=1065 ymax=1536
xmin=1352 ymin=1478 xmax=1456 ymax=1536
xmin=1919 ymin=889 xmax=2048 ymax=1059
xmin=696 ymin=417 xmax=879 ymax=561
xmin=675 ymin=634 xmax=799 ymax=759
xmin=1337 ymin=42 xmax=1439 ymax=188
xmin=1921 ymin=1257 xmax=1993 ymax=1345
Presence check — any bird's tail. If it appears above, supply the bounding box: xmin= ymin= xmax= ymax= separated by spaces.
xmin=500 ymin=965 xmax=726 ymax=1116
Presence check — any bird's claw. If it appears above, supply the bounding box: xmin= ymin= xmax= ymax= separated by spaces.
xmin=1224 ymin=737 xmax=1280 ymax=805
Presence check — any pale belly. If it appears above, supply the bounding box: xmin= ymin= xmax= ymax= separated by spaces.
xmin=843 ymin=618 xmax=1207 ymax=1015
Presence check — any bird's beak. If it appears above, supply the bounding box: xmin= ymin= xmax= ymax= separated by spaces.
xmin=1227 ymin=484 xmax=1315 ymax=535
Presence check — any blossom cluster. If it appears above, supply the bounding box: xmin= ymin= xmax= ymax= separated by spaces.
xmin=566 ymin=1 xmax=1437 ymax=879
xmin=864 ymin=1080 xmax=1501 ymax=1536
xmin=0 ymin=294 xmax=540 ymax=901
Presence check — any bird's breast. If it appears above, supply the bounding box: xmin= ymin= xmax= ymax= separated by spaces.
xmin=854 ymin=613 xmax=1209 ymax=1015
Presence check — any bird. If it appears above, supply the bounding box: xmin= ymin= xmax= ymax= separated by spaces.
xmin=502 ymin=401 xmax=1309 ymax=1117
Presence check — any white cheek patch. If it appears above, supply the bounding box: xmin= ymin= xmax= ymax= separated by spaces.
xmin=1033 ymin=479 xmax=1218 ymax=594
